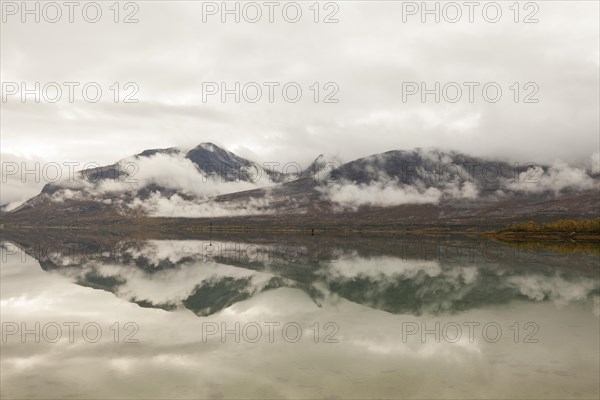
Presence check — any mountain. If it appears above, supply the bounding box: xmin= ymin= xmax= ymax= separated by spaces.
xmin=2 ymin=143 xmax=598 ymax=230
xmin=185 ymin=142 xmax=288 ymax=183
xmin=300 ymin=154 xmax=342 ymax=180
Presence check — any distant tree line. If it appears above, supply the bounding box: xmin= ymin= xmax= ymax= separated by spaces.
xmin=504 ymin=219 xmax=600 ymax=233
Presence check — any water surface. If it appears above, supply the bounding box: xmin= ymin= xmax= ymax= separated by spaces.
xmin=1 ymin=235 xmax=598 ymax=399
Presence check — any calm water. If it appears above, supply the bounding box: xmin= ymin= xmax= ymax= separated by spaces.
xmin=1 ymin=235 xmax=599 ymax=399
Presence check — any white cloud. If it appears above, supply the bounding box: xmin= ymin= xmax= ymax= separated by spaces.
xmin=505 ymin=160 xmax=597 ymax=194
xmin=319 ymin=178 xmax=479 ymax=210
xmin=129 ymin=192 xmax=273 ymax=218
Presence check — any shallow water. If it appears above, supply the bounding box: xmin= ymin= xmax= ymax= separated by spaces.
xmin=1 ymin=235 xmax=598 ymax=399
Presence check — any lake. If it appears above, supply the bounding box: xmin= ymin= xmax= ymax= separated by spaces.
xmin=1 ymin=234 xmax=598 ymax=399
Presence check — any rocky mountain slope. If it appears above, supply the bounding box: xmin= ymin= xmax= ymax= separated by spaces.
xmin=3 ymin=143 xmax=598 ymax=229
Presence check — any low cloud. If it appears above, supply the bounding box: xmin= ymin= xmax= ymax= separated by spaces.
xmin=128 ymin=192 xmax=274 ymax=218
xmin=505 ymin=160 xmax=597 ymax=194
xmin=319 ymin=179 xmax=478 ymax=210
xmin=34 ymin=152 xmax=273 ymax=214
xmin=94 ymin=153 xmax=263 ymax=197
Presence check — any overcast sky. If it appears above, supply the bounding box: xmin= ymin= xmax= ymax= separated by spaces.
xmin=1 ymin=0 xmax=599 ymax=204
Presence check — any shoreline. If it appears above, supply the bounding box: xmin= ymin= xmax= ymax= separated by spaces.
xmin=2 ymin=222 xmax=600 ymax=242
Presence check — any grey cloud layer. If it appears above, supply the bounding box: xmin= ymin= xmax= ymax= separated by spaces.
xmin=1 ymin=1 xmax=599 ymax=199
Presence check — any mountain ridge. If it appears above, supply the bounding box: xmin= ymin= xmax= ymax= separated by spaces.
xmin=3 ymin=143 xmax=598 ymax=229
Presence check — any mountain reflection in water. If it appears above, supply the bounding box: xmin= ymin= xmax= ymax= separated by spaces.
xmin=1 ymin=233 xmax=598 ymax=399
xmin=7 ymin=235 xmax=599 ymax=317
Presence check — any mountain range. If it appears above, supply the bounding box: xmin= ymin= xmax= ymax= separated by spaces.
xmin=2 ymin=143 xmax=599 ymax=231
